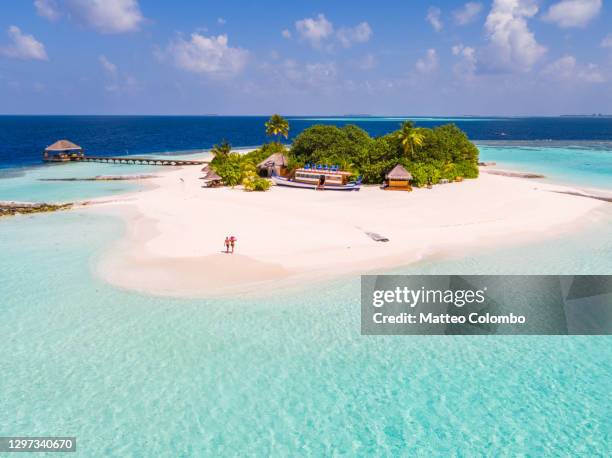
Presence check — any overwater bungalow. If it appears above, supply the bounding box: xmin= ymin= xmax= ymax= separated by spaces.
xmin=257 ymin=153 xmax=289 ymax=177
xmin=384 ymin=164 xmax=413 ymax=191
xmin=43 ymin=140 xmax=84 ymax=162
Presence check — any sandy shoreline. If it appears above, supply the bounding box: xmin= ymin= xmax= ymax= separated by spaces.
xmin=89 ymin=158 xmax=610 ymax=297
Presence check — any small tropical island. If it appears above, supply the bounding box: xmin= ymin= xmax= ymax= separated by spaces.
xmin=88 ymin=115 xmax=607 ymax=297
xmin=207 ymin=115 xmax=479 ymax=190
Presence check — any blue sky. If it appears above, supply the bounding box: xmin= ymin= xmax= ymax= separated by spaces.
xmin=0 ymin=0 xmax=610 ymax=115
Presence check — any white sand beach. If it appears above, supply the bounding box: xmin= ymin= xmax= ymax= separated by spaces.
xmin=92 ymin=161 xmax=609 ymax=297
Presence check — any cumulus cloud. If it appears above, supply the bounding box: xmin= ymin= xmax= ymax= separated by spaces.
xmin=164 ymin=33 xmax=248 ymax=79
xmin=281 ymin=29 xmax=291 ymax=39
xmin=295 ymin=14 xmax=334 ymax=47
xmin=454 ymin=2 xmax=483 ymax=25
xmin=336 ymin=22 xmax=372 ymax=48
xmin=416 ymin=49 xmax=438 ymax=73
xmin=483 ymin=0 xmax=546 ymax=72
xmin=542 ymin=55 xmax=605 ymax=82
xmin=36 ymin=0 xmax=144 ymax=34
xmin=34 ymin=0 xmax=61 ymax=21
xmin=543 ymin=0 xmax=601 ymax=28
xmin=0 ymin=26 xmax=48 ymax=61
xmin=452 ymin=44 xmax=477 ymax=78
xmin=427 ymin=7 xmax=443 ymax=32
xmin=601 ymin=34 xmax=612 ymax=48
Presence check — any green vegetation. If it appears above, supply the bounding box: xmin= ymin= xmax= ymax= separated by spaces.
xmin=210 ymin=140 xmax=287 ymax=191
xmin=211 ymin=139 xmax=232 ymax=159
xmin=290 ymin=122 xmax=479 ymax=187
xmin=265 ymin=114 xmax=290 ymax=144
xmin=242 ymin=171 xmax=272 ymax=191
xmin=210 ymin=116 xmax=479 ymax=189
xmin=396 ymin=121 xmax=425 ymax=159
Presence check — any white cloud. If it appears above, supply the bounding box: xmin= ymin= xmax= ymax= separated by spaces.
xmin=34 ymin=0 xmax=61 ymax=21
xmin=336 ymin=22 xmax=372 ymax=48
xmin=164 ymin=33 xmax=248 ymax=79
xmin=427 ymin=7 xmax=443 ymax=32
xmin=483 ymin=0 xmax=546 ymax=72
xmin=39 ymin=0 xmax=144 ymax=34
xmin=542 ymin=55 xmax=606 ymax=82
xmin=268 ymin=59 xmax=338 ymax=88
xmin=99 ymin=55 xmax=117 ymax=76
xmin=454 ymin=2 xmax=483 ymax=25
xmin=416 ymin=49 xmax=438 ymax=73
xmin=0 ymin=26 xmax=48 ymax=61
xmin=295 ymin=14 xmax=334 ymax=47
xmin=281 ymin=29 xmax=292 ymax=39
xmin=217 ymin=18 xmax=226 ymax=25
xmin=601 ymin=34 xmax=612 ymax=48
xmin=452 ymin=43 xmax=477 ymax=78
xmin=543 ymin=0 xmax=601 ymax=28
xmin=305 ymin=62 xmax=338 ymax=84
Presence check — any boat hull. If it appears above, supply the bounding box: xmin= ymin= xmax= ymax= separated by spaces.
xmin=272 ymin=176 xmax=361 ymax=191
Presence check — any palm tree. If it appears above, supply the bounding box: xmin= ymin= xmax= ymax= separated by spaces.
xmin=395 ymin=121 xmax=425 ymax=159
xmin=265 ymin=114 xmax=289 ymax=144
xmin=211 ymin=139 xmax=231 ymax=159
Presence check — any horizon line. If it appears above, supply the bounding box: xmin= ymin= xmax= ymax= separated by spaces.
xmin=1 ymin=113 xmax=611 ymax=118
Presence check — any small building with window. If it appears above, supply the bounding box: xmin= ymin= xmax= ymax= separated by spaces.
xmin=43 ymin=140 xmax=84 ymax=162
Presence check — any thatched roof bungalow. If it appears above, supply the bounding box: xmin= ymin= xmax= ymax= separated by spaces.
xmin=257 ymin=153 xmax=289 ymax=177
xmin=385 ymin=164 xmax=413 ymax=191
xmin=43 ymin=140 xmax=84 ymax=162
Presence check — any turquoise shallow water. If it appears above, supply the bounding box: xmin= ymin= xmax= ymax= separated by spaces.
xmin=1 ymin=144 xmax=611 ymax=455
xmin=0 ymin=211 xmax=610 ymax=456
xmin=0 ymin=161 xmax=159 ymax=203
xmin=478 ymin=142 xmax=612 ymax=191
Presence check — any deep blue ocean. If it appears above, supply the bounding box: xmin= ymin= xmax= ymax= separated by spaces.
xmin=2 ymin=115 xmax=612 ymax=169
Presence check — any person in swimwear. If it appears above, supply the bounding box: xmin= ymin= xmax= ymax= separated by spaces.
xmin=229 ymin=236 xmax=236 ymax=254
xmin=224 ymin=236 xmax=230 ymax=253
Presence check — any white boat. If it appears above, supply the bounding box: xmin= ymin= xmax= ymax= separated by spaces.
xmin=272 ymin=166 xmax=362 ymax=191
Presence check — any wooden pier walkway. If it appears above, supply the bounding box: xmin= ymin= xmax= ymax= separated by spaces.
xmin=73 ymin=156 xmax=208 ymax=166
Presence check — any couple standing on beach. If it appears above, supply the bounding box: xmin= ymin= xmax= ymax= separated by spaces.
xmin=224 ymin=236 xmax=236 ymax=254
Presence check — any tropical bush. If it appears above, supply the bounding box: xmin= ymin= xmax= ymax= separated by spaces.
xmin=211 ymin=141 xmax=282 ymax=190
xmin=212 ymin=152 xmax=243 ymax=186
xmin=242 ymin=171 xmax=271 ymax=191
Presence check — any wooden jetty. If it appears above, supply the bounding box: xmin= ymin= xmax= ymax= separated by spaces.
xmin=75 ymin=156 xmax=208 ymax=166
xmin=43 ymin=139 xmax=207 ymax=166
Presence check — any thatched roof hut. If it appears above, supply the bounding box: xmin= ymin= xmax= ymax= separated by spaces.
xmin=202 ymin=169 xmax=222 ymax=181
xmin=43 ymin=139 xmax=83 ymax=162
xmin=257 ymin=153 xmax=289 ymax=177
xmin=385 ymin=164 xmax=413 ymax=191
xmin=45 ymin=140 xmax=82 ymax=152
xmin=201 ymin=167 xmax=223 ymax=187
xmin=386 ymin=164 xmax=413 ymax=180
